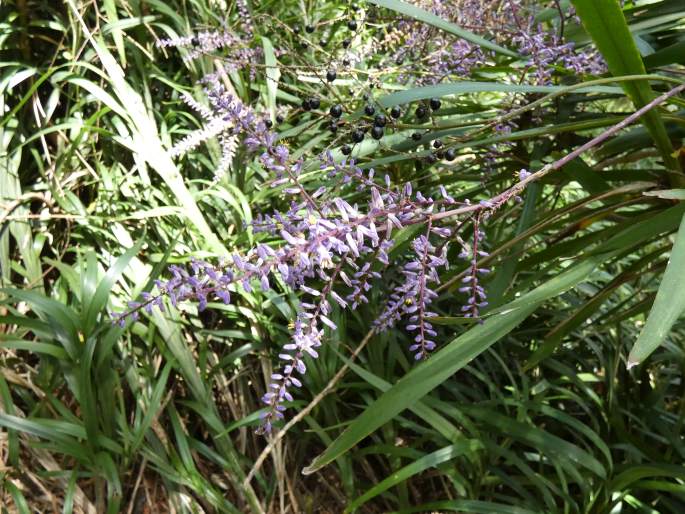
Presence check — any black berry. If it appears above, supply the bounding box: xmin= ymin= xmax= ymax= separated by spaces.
xmin=309 ymin=97 xmax=320 ymax=109
xmin=436 ymin=151 xmax=445 ymax=159
xmin=302 ymin=98 xmax=312 ymax=110
xmin=305 ymin=24 xmax=315 ymax=33
xmin=445 ymin=148 xmax=456 ymax=161
xmin=343 ymin=58 xmax=350 ymax=66
xmin=293 ymin=25 xmax=301 ymax=34
xmin=364 ymin=104 xmax=375 ymax=116
xmin=329 ymin=104 xmax=343 ymax=118
xmin=352 ymin=129 xmax=364 ymax=143
xmin=374 ymin=114 xmax=387 ymax=127
xmin=429 ymin=97 xmax=442 ymax=111
xmin=326 ymin=69 xmax=337 ymax=82
xmin=320 ymin=39 xmax=328 ymax=47
xmin=265 ymin=119 xmax=273 ymax=128
xmin=426 ymin=153 xmax=437 ymax=164
xmin=348 ymin=20 xmax=358 ymax=31
xmin=371 ymin=126 xmax=384 ymax=140
xmin=341 ymin=144 xmax=352 ymax=155
xmin=390 ymin=106 xmax=401 ymax=118
xmin=411 ymin=132 xmax=422 ymax=141
xmin=416 ymin=105 xmax=427 ymax=119
xmin=342 ymin=38 xmax=351 ymax=48
xmin=433 ymin=139 xmax=443 ymax=149
xmin=276 ymin=114 xmax=284 ymax=124
xmin=329 ymin=122 xmax=338 ymax=133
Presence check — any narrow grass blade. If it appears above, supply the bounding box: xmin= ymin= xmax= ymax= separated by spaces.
xmin=65 ymin=0 xmax=227 ymax=255
xmin=335 ymin=348 xmax=463 ymax=442
xmin=462 ymin=407 xmax=605 ymax=478
xmin=262 ymin=36 xmax=280 ymax=122
xmin=0 ymin=414 xmax=91 ymax=461
xmin=5 ymin=481 xmax=30 ymax=514
xmin=378 ymin=82 xmax=621 ymax=108
xmin=346 ymin=440 xmax=482 ymax=512
xmin=398 ymin=500 xmax=541 ymax=514
xmin=84 ymin=239 xmax=143 ymax=334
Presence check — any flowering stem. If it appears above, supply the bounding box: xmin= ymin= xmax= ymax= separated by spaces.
xmin=432 ymin=82 xmax=685 ymax=224
xmin=468 ymin=214 xmax=482 ymax=319
xmin=416 ymin=219 xmax=432 ymax=360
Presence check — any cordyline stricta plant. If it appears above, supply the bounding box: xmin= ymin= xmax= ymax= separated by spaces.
xmin=116 ymin=0 xmax=682 ymax=436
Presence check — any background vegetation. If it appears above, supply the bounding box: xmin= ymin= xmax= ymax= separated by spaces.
xmin=1 ymin=0 xmax=685 ymax=512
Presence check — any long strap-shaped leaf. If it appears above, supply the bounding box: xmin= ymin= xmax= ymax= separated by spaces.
xmin=65 ymin=0 xmax=228 ymax=256
xmin=571 ymin=0 xmax=681 ymax=174
xmin=345 ymin=440 xmax=483 ymax=512
xmin=303 ymin=257 xmax=601 ymax=474
xmin=628 ymin=212 xmax=685 ymax=366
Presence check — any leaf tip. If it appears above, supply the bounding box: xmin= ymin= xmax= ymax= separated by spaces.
xmin=301 ymin=464 xmax=316 ymax=476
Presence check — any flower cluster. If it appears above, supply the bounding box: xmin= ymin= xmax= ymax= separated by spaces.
xmin=156 ymin=21 xmax=276 ymax=83
xmin=458 ymin=216 xmax=490 ymax=319
xmin=377 ymin=0 xmax=604 ymax=85
xmin=119 ymin=151 xmax=485 ymax=432
xmin=124 ymin=0 xmax=592 ymax=436
xmin=157 ymin=31 xmax=262 ymax=72
xmin=376 ymin=229 xmax=449 ymax=360
xmin=118 ymin=259 xmax=234 ymax=325
xmin=123 ymin=89 xmax=496 ymax=430
xmin=512 ymin=27 xmax=605 ymax=85
xmin=382 ymin=1 xmax=486 ymax=85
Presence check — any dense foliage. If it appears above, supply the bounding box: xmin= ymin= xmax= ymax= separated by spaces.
xmin=2 ymin=0 xmax=685 ymax=512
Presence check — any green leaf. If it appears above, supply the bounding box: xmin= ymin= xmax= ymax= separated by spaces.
xmin=561 ymin=158 xmax=611 ymax=196
xmin=0 ymin=339 xmax=68 ymax=359
xmin=643 ymin=189 xmax=685 ymax=200
xmin=570 ymin=0 xmax=680 ymax=173
xmin=368 ymin=0 xmax=518 ymax=57
xmin=488 ymin=181 xmax=539 ymax=302
xmin=643 ymin=40 xmax=685 ymax=68
xmin=628 ymin=212 xmax=685 ymax=366
xmin=610 ymin=463 xmax=685 ymax=492
xmin=63 ymin=3 xmax=228 ymax=254
xmin=399 ymin=500 xmax=541 ymax=514
xmin=525 ymin=209 xmax=683 ymax=369
xmin=102 ymin=0 xmax=125 ymax=65
xmin=462 ymin=407 xmax=605 ymax=478
xmin=262 ymin=36 xmax=280 ymax=122
xmin=84 ymin=239 xmax=143 ymax=335
xmin=345 ymin=440 xmax=483 ymax=512
xmin=303 ymin=258 xmax=600 ymax=474
xmin=1 ymin=288 xmax=80 ymax=359
xmin=5 ymin=480 xmax=30 ymax=514
xmin=62 ymin=469 xmax=79 ymax=514
xmin=0 ymin=414 xmax=91 ymax=462
xmin=130 ymin=361 xmax=172 ymax=453
xmin=335 ymin=348 xmax=463 ymax=442
xmin=378 ymin=82 xmax=621 ymax=109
